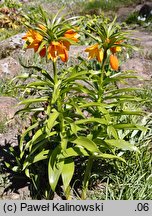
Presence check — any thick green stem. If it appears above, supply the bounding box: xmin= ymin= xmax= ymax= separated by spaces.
xmin=81 ymin=156 xmax=94 ymax=200
xmin=57 ymin=99 xmax=67 ymax=149
xmin=52 ymin=60 xmax=66 ymax=149
xmin=53 ymin=61 xmax=58 ymax=84
xmin=98 ymin=50 xmax=107 ymax=102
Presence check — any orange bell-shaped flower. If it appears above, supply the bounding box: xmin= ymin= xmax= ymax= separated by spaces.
xmin=110 ymin=54 xmax=119 ymax=70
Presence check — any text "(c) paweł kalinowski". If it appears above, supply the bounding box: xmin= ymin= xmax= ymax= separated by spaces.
xmin=20 ymin=202 xmax=104 ymax=212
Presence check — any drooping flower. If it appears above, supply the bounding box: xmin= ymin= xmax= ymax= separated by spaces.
xmin=62 ymin=29 xmax=80 ymax=50
xmin=48 ymin=41 xmax=68 ymax=62
xmin=110 ymin=54 xmax=119 ymax=71
xmin=110 ymin=41 xmax=122 ymax=54
xmin=64 ymin=29 xmax=79 ymax=42
xmin=109 ymin=40 xmax=122 ymax=70
xmin=85 ymin=44 xmax=103 ymax=62
xmin=22 ymin=29 xmax=43 ymax=52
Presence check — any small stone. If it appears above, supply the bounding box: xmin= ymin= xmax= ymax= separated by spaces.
xmin=0 ymin=57 xmax=21 ymax=79
xmin=9 ymin=193 xmax=20 ymax=200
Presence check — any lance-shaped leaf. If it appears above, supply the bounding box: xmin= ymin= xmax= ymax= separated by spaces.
xmin=32 ymin=127 xmax=46 ymax=144
xmin=19 ymin=122 xmax=39 ymax=152
xmin=61 ymin=158 xmax=74 ymax=192
xmin=104 ymin=139 xmax=139 ymax=152
xmin=47 ymin=109 xmax=59 ymax=131
xmin=23 ymin=150 xmax=49 ymax=170
xmin=107 ymin=125 xmax=118 ymax=139
xmin=48 ymin=147 xmax=64 ymax=191
xmin=93 ymin=153 xmax=126 ymax=163
xmin=75 ymin=117 xmax=108 ymax=125
xmin=63 ymin=146 xmax=89 ymax=157
xmin=19 ymin=97 xmax=48 ymax=105
xmin=52 ymin=81 xmax=61 ymax=104
xmin=73 ymin=136 xmax=100 ymax=154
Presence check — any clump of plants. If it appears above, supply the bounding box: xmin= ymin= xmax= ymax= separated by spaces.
xmin=125 ymin=11 xmax=152 ymax=30
xmin=0 ymin=0 xmax=24 ymax=40
xmin=79 ymin=0 xmax=142 ymax=16
xmin=7 ymin=7 xmax=147 ymax=200
xmin=0 ymin=0 xmax=24 ymax=29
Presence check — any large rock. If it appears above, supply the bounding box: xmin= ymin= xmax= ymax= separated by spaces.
xmin=0 ymin=57 xmax=21 ymax=78
xmin=139 ymin=3 xmax=152 ymax=18
xmin=0 ymin=33 xmax=24 ymax=59
xmin=0 ymin=97 xmax=18 ymax=122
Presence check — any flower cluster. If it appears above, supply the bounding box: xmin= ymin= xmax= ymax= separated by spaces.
xmin=85 ymin=40 xmax=122 ymax=71
xmin=22 ymin=28 xmax=79 ymax=62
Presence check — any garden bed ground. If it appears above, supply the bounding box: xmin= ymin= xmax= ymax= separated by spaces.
xmin=0 ymin=0 xmax=152 ymax=200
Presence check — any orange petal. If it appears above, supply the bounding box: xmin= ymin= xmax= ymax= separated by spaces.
xmin=65 ymin=29 xmax=75 ymax=34
xmin=85 ymin=44 xmax=103 ymax=62
xmin=62 ymin=40 xmax=71 ymax=51
xmin=110 ymin=46 xmax=121 ymax=54
xmin=51 ymin=41 xmax=60 ymax=46
xmin=22 ymin=29 xmax=33 ymax=40
xmin=39 ymin=47 xmax=46 ymax=57
xmin=110 ymin=54 xmax=119 ymax=70
xmin=85 ymin=44 xmax=99 ymax=52
xmin=48 ymin=43 xmax=57 ymax=62
xmin=56 ymin=42 xmax=68 ymax=62
xmin=96 ymin=49 xmax=103 ymax=62
xmin=27 ymin=42 xmax=40 ymax=52
xmin=64 ymin=29 xmax=79 ymax=42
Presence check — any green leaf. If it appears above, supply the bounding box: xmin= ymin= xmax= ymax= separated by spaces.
xmin=62 ymin=158 xmax=74 ymax=192
xmin=94 ymin=153 xmax=126 ymax=162
xmin=23 ymin=150 xmax=49 ymax=169
xmin=52 ymin=81 xmax=61 ymax=104
xmin=79 ymin=102 xmax=107 ymax=108
xmin=25 ymin=168 xmax=30 ymax=178
xmin=75 ymin=117 xmax=108 ymax=125
xmin=64 ymin=71 xmax=89 ymax=83
xmin=103 ymin=75 xmax=142 ymax=85
xmin=63 ymin=146 xmax=89 ymax=157
xmin=70 ymin=101 xmax=84 ymax=117
xmin=27 ymin=81 xmax=53 ymax=88
xmin=41 ymin=70 xmax=54 ymax=84
xmin=104 ymin=95 xmax=140 ymax=100
xmin=19 ymin=122 xmax=39 ymax=152
xmin=70 ymin=123 xmax=85 ymax=135
xmin=105 ymin=139 xmax=139 ymax=152
xmin=113 ymin=124 xmax=145 ymax=130
xmin=48 ymin=147 xmax=64 ymax=191
xmin=73 ymin=137 xmax=100 ymax=153
xmin=110 ymin=110 xmax=144 ymax=116
xmin=47 ymin=109 xmax=59 ymax=131
xmin=30 ymin=150 xmax=49 ymax=163
xmin=105 ymin=87 xmax=141 ymax=95
xmin=31 ymin=128 xmax=46 ymax=144
xmin=107 ymin=125 xmax=118 ymax=139
xmin=15 ymin=107 xmax=44 ymax=115
xmin=19 ymin=97 xmax=48 ymax=105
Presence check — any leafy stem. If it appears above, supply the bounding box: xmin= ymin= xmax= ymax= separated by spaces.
xmin=98 ymin=49 xmax=107 ymax=102
xmin=53 ymin=61 xmax=58 ymax=84
xmin=81 ymin=156 xmax=94 ymax=200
